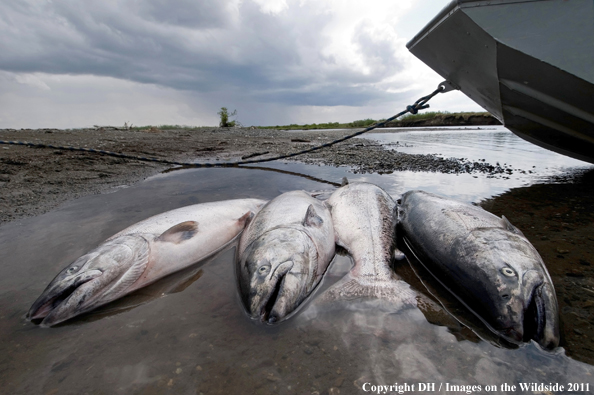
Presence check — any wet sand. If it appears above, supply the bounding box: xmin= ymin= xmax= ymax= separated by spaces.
xmin=1 ymin=126 xmax=511 ymax=224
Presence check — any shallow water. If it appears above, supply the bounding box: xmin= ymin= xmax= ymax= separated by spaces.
xmin=365 ymin=126 xmax=589 ymax=177
xmin=1 ymin=128 xmax=594 ymax=394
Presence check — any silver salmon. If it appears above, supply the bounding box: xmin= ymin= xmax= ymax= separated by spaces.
xmin=236 ymin=191 xmax=335 ymax=323
xmin=322 ymin=182 xmax=417 ymax=306
xmin=398 ymin=190 xmax=559 ymax=349
xmin=28 ymin=198 xmax=266 ymax=326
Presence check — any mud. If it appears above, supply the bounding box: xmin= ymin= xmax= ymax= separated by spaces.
xmin=0 ymin=126 xmax=509 ymax=224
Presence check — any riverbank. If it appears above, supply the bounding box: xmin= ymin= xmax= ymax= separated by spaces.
xmin=1 ymin=126 xmax=508 ymax=224
xmin=386 ymin=111 xmax=500 ymax=127
xmin=257 ymin=111 xmax=500 ymax=130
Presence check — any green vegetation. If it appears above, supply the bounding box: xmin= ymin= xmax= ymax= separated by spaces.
xmin=397 ymin=111 xmax=450 ymax=122
xmin=397 ymin=110 xmax=490 ymax=122
xmin=258 ymin=119 xmax=386 ymax=130
xmin=260 ymin=121 xmax=342 ymax=130
xmin=218 ymin=107 xmax=238 ymax=128
xmin=114 ymin=111 xmax=494 ymax=132
xmin=395 ymin=111 xmax=499 ymax=126
xmin=348 ymin=118 xmax=378 ymax=128
xmin=258 ymin=111 xmax=494 ymax=130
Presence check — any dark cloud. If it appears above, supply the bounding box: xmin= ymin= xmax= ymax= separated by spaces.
xmin=0 ymin=0 xmax=408 ymax=107
xmin=252 ymin=84 xmax=401 ymax=107
xmin=136 ymin=0 xmax=233 ymax=29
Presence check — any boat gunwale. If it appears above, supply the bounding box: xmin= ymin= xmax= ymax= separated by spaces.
xmin=406 ymin=0 xmax=553 ymax=50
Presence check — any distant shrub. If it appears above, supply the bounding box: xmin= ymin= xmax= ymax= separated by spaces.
xmin=255 ymin=112 xmax=494 ymax=130
xmin=218 ymin=107 xmax=238 ymax=127
xmin=398 ymin=111 xmax=450 ymax=122
xmin=348 ymin=119 xmax=376 ymax=128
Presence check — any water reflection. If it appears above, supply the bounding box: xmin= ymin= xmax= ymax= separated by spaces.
xmin=298 ymin=298 xmax=590 ymax=392
xmin=1 ymin=161 xmax=593 ymax=393
xmin=364 ymin=126 xmax=590 ymax=175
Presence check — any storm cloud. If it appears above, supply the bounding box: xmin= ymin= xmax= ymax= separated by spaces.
xmin=0 ymin=0 xmax=480 ymax=127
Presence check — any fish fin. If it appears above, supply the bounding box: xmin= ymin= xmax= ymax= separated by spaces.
xmin=341 ymin=177 xmax=349 ymax=186
xmin=322 ymin=275 xmax=417 ymax=306
xmin=303 ymin=204 xmax=324 ymax=227
xmin=103 ymin=241 xmax=151 ymax=297
xmin=501 ymin=215 xmax=525 ymax=236
xmin=308 ymin=190 xmax=334 ymax=201
xmin=237 ymin=211 xmax=254 ymax=228
xmin=157 ymin=221 xmax=199 ymax=244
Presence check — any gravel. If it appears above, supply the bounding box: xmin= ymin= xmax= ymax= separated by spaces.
xmin=0 ymin=126 xmax=511 ymax=224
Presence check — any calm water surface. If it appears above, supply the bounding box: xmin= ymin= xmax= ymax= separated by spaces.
xmin=364 ymin=126 xmax=588 ymax=177
xmin=1 ymin=127 xmax=593 ymax=394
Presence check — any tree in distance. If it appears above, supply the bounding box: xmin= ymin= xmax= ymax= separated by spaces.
xmin=218 ymin=107 xmax=238 ymax=127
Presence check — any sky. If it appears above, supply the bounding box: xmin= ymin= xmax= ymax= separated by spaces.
xmin=0 ymin=0 xmax=483 ymax=128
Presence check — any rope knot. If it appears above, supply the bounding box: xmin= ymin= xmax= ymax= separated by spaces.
xmin=406 ymin=105 xmax=418 ymax=115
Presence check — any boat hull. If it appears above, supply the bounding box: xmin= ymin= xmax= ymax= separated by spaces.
xmin=407 ymin=0 xmax=594 ymax=164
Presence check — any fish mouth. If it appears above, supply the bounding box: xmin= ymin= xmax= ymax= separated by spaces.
xmin=249 ymin=260 xmax=294 ymax=324
xmin=499 ymin=283 xmax=547 ymax=345
xmin=523 ymin=282 xmax=559 ymax=349
xmin=27 ymin=270 xmax=103 ymax=325
xmin=522 ymin=284 xmax=546 ymax=343
xmin=260 ymin=271 xmax=287 ymax=323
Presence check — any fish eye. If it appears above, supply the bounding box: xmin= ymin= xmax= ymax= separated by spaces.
xmin=258 ymin=265 xmax=271 ymax=276
xmin=501 ymin=267 xmax=515 ymax=277
xmin=67 ymin=266 xmax=79 ymax=274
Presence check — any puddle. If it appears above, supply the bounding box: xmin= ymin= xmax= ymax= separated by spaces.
xmin=1 ymin=154 xmax=593 ymax=393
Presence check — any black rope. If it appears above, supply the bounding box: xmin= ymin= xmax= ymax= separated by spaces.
xmin=0 ymin=85 xmax=446 ymax=168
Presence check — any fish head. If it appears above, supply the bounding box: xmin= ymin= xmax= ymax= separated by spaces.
xmin=460 ymin=228 xmax=559 ymax=349
xmin=237 ymin=228 xmax=318 ymax=323
xmin=27 ymin=235 xmax=150 ymax=327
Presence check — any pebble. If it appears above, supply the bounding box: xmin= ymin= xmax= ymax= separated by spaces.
xmin=266 ymin=373 xmax=279 ymax=382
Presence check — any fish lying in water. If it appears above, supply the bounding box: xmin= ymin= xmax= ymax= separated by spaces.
xmin=323 ymin=182 xmax=416 ymax=304
xmin=28 ymin=198 xmax=267 ymax=326
xmin=397 ymin=190 xmax=559 ymax=349
xmin=298 ymin=182 xmax=482 ymax=343
xmin=236 ymin=191 xmax=335 ymax=323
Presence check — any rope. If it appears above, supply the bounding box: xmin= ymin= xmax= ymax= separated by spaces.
xmin=0 ymin=84 xmax=446 ymax=168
